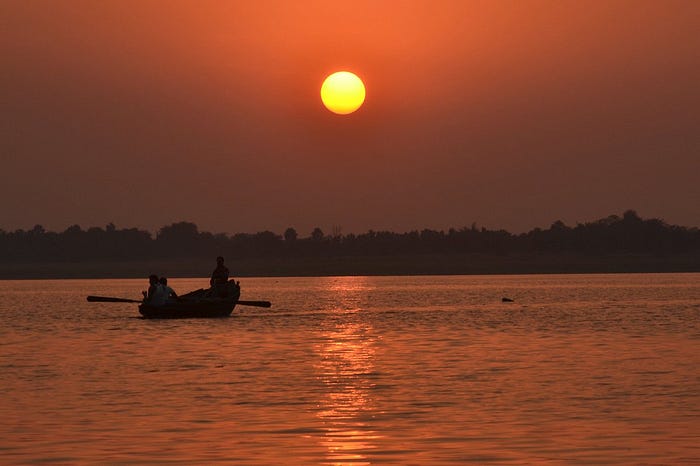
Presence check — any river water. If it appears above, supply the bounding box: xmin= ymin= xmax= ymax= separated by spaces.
xmin=1 ymin=274 xmax=699 ymax=464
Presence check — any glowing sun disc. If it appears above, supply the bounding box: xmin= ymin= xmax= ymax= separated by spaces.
xmin=320 ymin=71 xmax=366 ymax=115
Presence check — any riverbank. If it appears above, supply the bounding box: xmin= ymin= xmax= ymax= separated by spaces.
xmin=1 ymin=251 xmax=698 ymax=279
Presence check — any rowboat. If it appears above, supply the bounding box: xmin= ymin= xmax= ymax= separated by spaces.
xmin=139 ymin=281 xmax=241 ymax=319
xmin=138 ymin=298 xmax=237 ymax=318
xmin=87 ymin=280 xmax=271 ymax=318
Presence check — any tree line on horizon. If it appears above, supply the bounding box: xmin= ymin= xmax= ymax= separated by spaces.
xmin=1 ymin=210 xmax=699 ymax=263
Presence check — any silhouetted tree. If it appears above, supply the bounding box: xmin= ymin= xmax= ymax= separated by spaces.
xmin=623 ymin=209 xmax=641 ymax=223
xmin=310 ymin=227 xmax=324 ymax=241
xmin=1 ymin=211 xmax=699 ymax=266
xmin=284 ymin=227 xmax=298 ymax=242
xmin=156 ymin=222 xmax=200 ymax=257
xmin=157 ymin=222 xmax=199 ymax=243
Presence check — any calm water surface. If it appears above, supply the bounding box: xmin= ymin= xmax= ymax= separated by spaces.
xmin=1 ymin=274 xmax=699 ymax=464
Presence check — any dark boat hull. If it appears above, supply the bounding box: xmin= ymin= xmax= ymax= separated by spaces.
xmin=139 ymin=300 xmax=236 ymax=319
xmin=139 ymin=281 xmax=241 ymax=319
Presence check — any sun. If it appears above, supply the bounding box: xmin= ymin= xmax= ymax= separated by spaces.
xmin=320 ymin=71 xmax=366 ymax=115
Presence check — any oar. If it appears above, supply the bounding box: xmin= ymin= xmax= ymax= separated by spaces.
xmin=87 ymin=296 xmax=142 ymax=303
xmin=87 ymin=295 xmax=270 ymax=307
xmin=236 ymin=300 xmax=272 ymax=308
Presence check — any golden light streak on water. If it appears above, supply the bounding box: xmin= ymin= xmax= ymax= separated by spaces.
xmin=315 ymin=276 xmax=381 ymax=465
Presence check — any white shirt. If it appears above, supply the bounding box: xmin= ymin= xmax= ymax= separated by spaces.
xmin=162 ymin=285 xmax=176 ymax=301
xmin=149 ymin=283 xmax=168 ymax=306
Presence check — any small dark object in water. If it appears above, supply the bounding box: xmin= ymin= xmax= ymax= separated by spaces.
xmin=502 ymin=297 xmax=514 ymax=302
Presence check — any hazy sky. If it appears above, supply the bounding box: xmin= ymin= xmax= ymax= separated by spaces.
xmin=2 ymin=0 xmax=699 ymax=235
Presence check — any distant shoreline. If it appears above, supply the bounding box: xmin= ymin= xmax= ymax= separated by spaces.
xmin=1 ymin=252 xmax=698 ymax=279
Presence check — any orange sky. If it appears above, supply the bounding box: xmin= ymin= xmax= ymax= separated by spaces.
xmin=2 ymin=0 xmax=699 ymax=235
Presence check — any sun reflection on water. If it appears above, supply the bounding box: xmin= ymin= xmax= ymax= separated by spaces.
xmin=314 ymin=277 xmax=381 ymax=465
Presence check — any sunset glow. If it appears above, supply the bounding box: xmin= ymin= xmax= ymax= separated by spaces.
xmin=2 ymin=1 xmax=700 ymax=465
xmin=320 ymin=72 xmax=366 ymax=115
xmin=1 ymin=1 xmax=698 ymax=238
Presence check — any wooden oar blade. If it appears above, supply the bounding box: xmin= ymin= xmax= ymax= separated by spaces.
xmin=236 ymin=300 xmax=272 ymax=308
xmin=87 ymin=296 xmax=142 ymax=303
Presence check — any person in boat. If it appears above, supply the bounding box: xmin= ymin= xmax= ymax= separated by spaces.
xmin=159 ymin=277 xmax=178 ymax=301
xmin=210 ymin=256 xmax=229 ymax=286
xmin=143 ymin=274 xmax=167 ymax=306
xmin=209 ymin=256 xmax=233 ymax=297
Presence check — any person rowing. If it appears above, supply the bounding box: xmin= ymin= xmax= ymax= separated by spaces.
xmin=210 ymin=256 xmax=229 ymax=287
xmin=209 ymin=256 xmax=237 ymax=298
